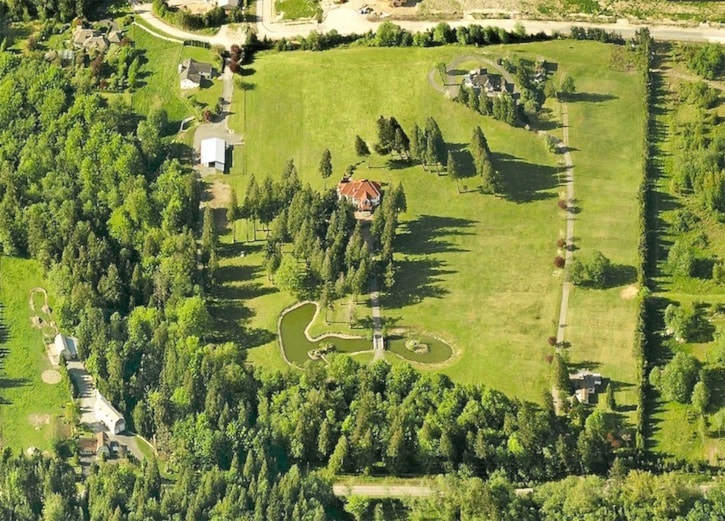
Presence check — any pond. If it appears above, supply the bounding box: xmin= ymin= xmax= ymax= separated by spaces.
xmin=387 ymin=334 xmax=453 ymax=364
xmin=279 ymin=302 xmax=371 ymax=365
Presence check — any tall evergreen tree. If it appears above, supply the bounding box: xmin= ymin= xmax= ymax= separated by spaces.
xmin=319 ymin=149 xmax=333 ymax=189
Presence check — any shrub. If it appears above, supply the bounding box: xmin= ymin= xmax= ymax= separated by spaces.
xmin=558 ymin=199 xmax=568 ymax=210
xmin=557 ymin=238 xmax=566 ymax=248
xmin=554 ymin=256 xmax=565 ymax=268
xmin=568 ymin=251 xmax=612 ymax=288
xmin=667 ymin=240 xmax=694 ymax=277
xmin=547 ymin=336 xmax=557 ymax=346
xmin=713 ymin=262 xmax=725 ymax=284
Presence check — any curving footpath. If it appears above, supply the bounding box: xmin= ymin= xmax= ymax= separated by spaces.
xmin=556 ymin=103 xmax=574 ymax=346
xmin=130 ymin=0 xmax=725 ymax=46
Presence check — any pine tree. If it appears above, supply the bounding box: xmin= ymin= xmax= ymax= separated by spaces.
xmin=201 ymin=205 xmax=216 ymax=263
xmin=243 ymin=175 xmax=260 ymax=242
xmin=319 ymin=149 xmax=333 ymax=189
xmin=354 ymin=135 xmax=371 ymax=166
xmin=227 ymin=187 xmax=240 ymax=243
xmin=410 ymin=124 xmax=421 ymax=161
xmin=480 ymin=155 xmax=502 ymax=195
xmin=447 ymin=150 xmax=461 ymax=193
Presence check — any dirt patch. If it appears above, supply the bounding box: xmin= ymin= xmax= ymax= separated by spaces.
xmin=41 ymin=370 xmax=62 ymax=384
xmin=206 ymin=180 xmax=231 ymax=209
xmin=620 ymin=285 xmax=638 ymax=300
xmin=28 ymin=414 xmax=51 ymax=430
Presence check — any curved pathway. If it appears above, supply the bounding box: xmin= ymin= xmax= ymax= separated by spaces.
xmin=131 ymin=20 xmax=184 ymax=43
xmin=555 ymin=103 xmax=574 ymax=345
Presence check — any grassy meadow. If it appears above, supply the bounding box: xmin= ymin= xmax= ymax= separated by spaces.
xmin=0 ymin=257 xmax=70 ymax=452
xmin=211 ymin=40 xmax=645 ymax=408
xmin=647 ymin=44 xmax=725 ymax=464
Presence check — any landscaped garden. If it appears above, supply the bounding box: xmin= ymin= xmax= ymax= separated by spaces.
xmin=209 ymin=41 xmax=645 ymax=411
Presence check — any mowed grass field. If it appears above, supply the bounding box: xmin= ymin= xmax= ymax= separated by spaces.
xmin=0 ymin=257 xmax=70 ymax=451
xmin=217 ymin=41 xmax=643 ymax=406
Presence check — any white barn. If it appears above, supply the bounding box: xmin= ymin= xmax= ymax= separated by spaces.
xmin=200 ymin=137 xmax=227 ymax=172
xmin=51 ymin=334 xmax=78 ymax=362
xmin=94 ymin=390 xmax=126 ymax=434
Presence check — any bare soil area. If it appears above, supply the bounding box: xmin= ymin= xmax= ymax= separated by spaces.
xmin=167 ymin=0 xmax=214 ymax=15
xmin=41 ymin=370 xmax=62 ymax=384
xmin=28 ymin=414 xmax=51 ymax=430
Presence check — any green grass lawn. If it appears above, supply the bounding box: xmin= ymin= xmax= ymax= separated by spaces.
xmin=275 ymin=0 xmax=318 ymax=20
xmin=0 ymin=257 xmax=71 ymax=452
xmin=217 ymin=42 xmax=643 ymax=409
xmin=127 ymin=26 xmax=223 ymax=124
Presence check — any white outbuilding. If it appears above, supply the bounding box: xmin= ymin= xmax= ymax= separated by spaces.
xmin=94 ymin=390 xmax=126 ymax=434
xmin=200 ymin=137 xmax=227 ymax=172
xmin=51 ymin=334 xmax=78 ymax=362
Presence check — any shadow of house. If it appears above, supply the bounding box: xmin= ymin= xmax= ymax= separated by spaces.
xmin=494 ymin=153 xmax=561 ymax=203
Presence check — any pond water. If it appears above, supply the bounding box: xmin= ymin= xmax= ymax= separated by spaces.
xmin=279 ymin=303 xmax=371 ymax=365
xmin=279 ymin=302 xmax=454 ymax=366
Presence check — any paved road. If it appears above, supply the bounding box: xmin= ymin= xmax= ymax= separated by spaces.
xmin=131 ymin=0 xmax=725 ymax=46
xmin=556 ymin=104 xmax=574 ymax=346
xmin=332 ymin=483 xmax=534 ymax=497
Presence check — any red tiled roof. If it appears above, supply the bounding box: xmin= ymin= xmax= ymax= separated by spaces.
xmin=337 ymin=180 xmax=381 ymax=203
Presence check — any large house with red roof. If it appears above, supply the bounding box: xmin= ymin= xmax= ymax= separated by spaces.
xmin=336 ymin=179 xmax=382 ymax=212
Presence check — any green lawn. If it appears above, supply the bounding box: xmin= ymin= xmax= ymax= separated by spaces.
xmin=217 ymin=42 xmax=643 ymax=408
xmin=275 ymin=0 xmax=318 ymax=20
xmin=127 ymin=25 xmax=223 ymax=124
xmin=0 ymin=257 xmax=71 ymax=452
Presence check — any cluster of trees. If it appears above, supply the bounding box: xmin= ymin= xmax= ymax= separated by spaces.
xmin=92 ymin=38 xmax=142 ymax=92
xmin=0 ymin=0 xmax=92 ymax=22
xmin=663 ymin=303 xmax=710 ymax=344
xmin=0 ymin=449 xmax=340 ymax=520
xmin=268 ymin=21 xmax=553 ymax=53
xmin=410 ymin=117 xmax=446 ymax=171
xmin=682 ymin=43 xmax=724 ymax=80
xmin=152 ymin=0 xmax=247 ymax=30
xmin=569 ymin=26 xmax=625 ymax=45
xmin=471 ymin=125 xmax=501 ymax=194
xmin=406 ymin=471 xmax=725 ymax=521
xmin=374 ymin=115 xmax=410 ymax=158
xmin=456 ymin=85 xmax=518 ymax=126
xmin=265 ymin=357 xmax=622 ymax=482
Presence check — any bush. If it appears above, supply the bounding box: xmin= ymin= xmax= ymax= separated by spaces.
xmin=554 ymin=256 xmax=565 ymax=268
xmin=547 ymin=336 xmax=557 ymax=346
xmin=667 ymin=240 xmax=694 ymax=277
xmin=568 ymin=251 xmax=612 ymax=288
xmin=558 ymin=199 xmax=568 ymax=210
xmin=557 ymin=238 xmax=566 ymax=248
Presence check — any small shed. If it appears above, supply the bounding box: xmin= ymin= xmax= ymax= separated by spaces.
xmin=200 ymin=137 xmax=227 ymax=172
xmin=94 ymin=390 xmax=126 ymax=434
xmin=52 ymin=334 xmax=78 ymax=361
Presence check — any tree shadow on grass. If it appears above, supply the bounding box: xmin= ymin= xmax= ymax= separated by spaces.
xmin=395 ymin=215 xmax=476 ymax=256
xmin=382 ymin=257 xmax=454 ymax=309
xmin=703 ymin=366 xmax=725 ymax=411
xmin=494 ymin=153 xmax=561 ymax=203
xmin=566 ymin=92 xmax=618 ymax=103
